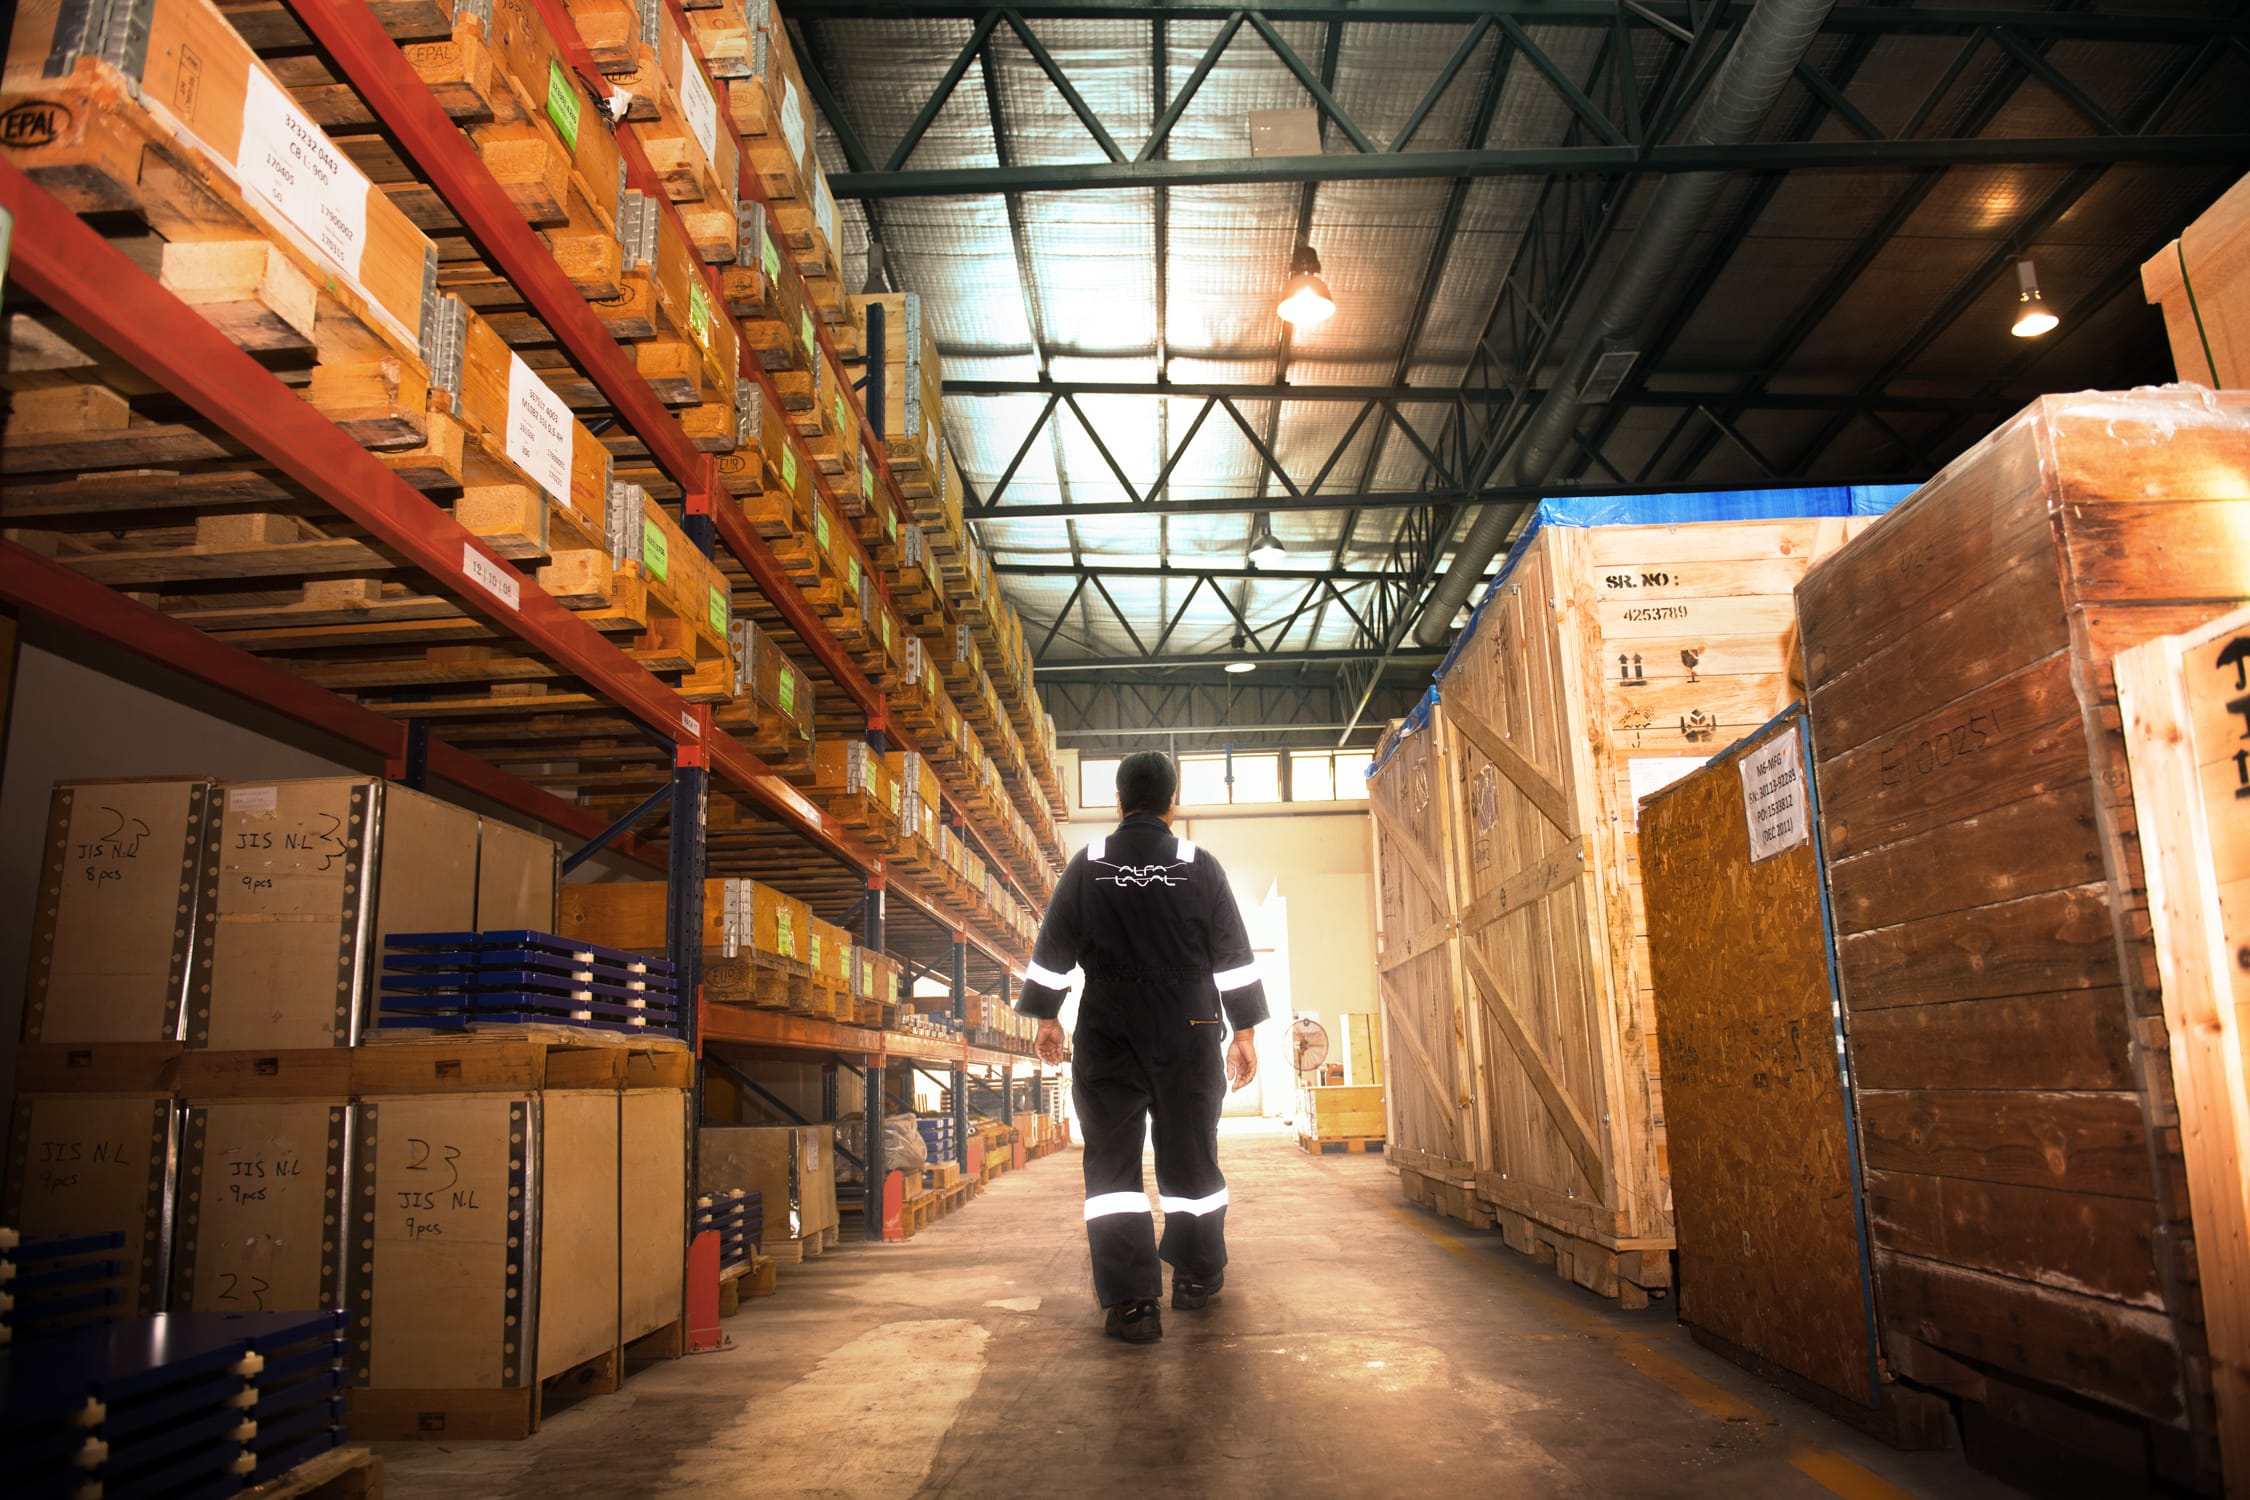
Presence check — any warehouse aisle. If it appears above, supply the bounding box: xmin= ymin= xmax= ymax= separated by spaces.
xmin=375 ymin=1121 xmax=2016 ymax=1499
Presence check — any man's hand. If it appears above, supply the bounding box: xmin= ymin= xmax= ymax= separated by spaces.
xmin=1226 ymin=1028 xmax=1258 ymax=1092
xmin=1035 ymin=1019 xmax=1066 ymax=1066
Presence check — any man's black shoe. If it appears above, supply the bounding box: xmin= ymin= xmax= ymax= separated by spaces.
xmin=1104 ymin=1299 xmax=1162 ymax=1343
xmin=1172 ymin=1270 xmax=1224 ymax=1310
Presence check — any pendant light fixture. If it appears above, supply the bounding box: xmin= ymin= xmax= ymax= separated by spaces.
xmin=1248 ymin=513 xmax=1287 ymax=566
xmin=1277 ymin=243 xmax=1335 ymax=328
xmin=1224 ymin=630 xmax=1256 ymax=673
xmin=2010 ymin=258 xmax=2058 ymax=338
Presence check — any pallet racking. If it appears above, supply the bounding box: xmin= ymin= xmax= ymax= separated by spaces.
xmin=0 ymin=0 xmax=1061 ymax=1283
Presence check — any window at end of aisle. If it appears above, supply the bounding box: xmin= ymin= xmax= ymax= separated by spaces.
xmin=1333 ymin=755 xmax=1374 ymax=801
xmin=1079 ymin=757 xmax=1122 ymax=812
xmin=1291 ymin=754 xmax=1335 ymax=802
xmin=1176 ymin=754 xmax=1232 ymax=807
xmin=1228 ymin=754 xmax=1281 ymax=805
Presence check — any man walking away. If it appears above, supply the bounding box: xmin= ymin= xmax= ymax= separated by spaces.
xmin=1013 ymin=751 xmax=1267 ymax=1344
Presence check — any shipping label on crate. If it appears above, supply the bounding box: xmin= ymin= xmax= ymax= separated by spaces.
xmin=780 ymin=76 xmax=809 ymax=167
xmin=504 ymin=353 xmax=573 ymax=504
xmin=680 ymin=51 xmax=721 ymax=174
xmin=545 ymin=60 xmax=583 ymax=152
xmin=239 ymin=70 xmax=371 ymax=281
xmin=688 ymin=279 xmax=715 ymax=351
xmin=778 ymin=669 xmax=796 ymax=717
xmin=1739 ymin=730 xmax=1811 ymax=862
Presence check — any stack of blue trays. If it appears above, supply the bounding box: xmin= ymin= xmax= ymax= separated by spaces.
xmin=378 ymin=930 xmax=682 ymax=1036
xmin=694 ymin=1191 xmax=754 ymax=1271
xmin=916 ymin=1117 xmax=956 ymax=1163
xmin=0 ymin=1310 xmax=345 ymax=1500
xmin=1 ymin=1230 xmax=126 ymax=1341
xmin=240 ymin=1311 xmax=348 ymax=1483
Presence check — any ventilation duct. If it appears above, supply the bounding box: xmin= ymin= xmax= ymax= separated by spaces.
xmin=1412 ymin=0 xmax=1841 ymax=647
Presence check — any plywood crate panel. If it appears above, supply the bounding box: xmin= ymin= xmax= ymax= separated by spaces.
xmin=620 ymin=1088 xmax=688 ymax=1344
xmin=2142 ymin=172 xmax=2249 ymax=389
xmin=174 ymin=1098 xmax=353 ymax=1317
xmin=697 ymin=1123 xmax=834 ymax=1256
xmin=1795 ymin=388 xmax=2250 ymax=1487
xmin=1366 ymin=700 xmax=1475 ymax=1194
xmin=1373 ymin=503 xmax=1875 ymax=1301
xmin=4 ymin=1093 xmax=178 ymax=1320
xmin=1640 ymin=709 xmax=1946 ymax=1444
xmin=25 ymin=777 xmax=217 ymax=1045
xmin=349 ymin=1090 xmax=621 ymax=1439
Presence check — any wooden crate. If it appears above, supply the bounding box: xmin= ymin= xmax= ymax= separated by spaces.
xmin=2116 ymin=604 xmax=2250 ymax=1487
xmin=200 ymin=779 xmax=479 ymax=1049
xmin=1301 ymin=1084 xmax=1385 ymax=1142
xmin=2142 ymin=171 xmax=2248 ymax=389
xmin=24 ymin=777 xmax=218 ymax=1045
xmin=1343 ymin=1012 xmax=1385 ymax=1088
xmin=4 ymin=1093 xmax=178 ymax=1320
xmin=1370 ymin=504 xmax=1874 ymax=1305
xmin=348 ymin=1090 xmax=621 ymax=1440
xmin=1640 ymin=708 xmax=1948 ymax=1446
xmin=1794 ymin=389 xmax=2250 ymax=1489
xmin=174 ymin=1098 xmax=354 ymax=1317
xmin=621 ymin=1087 xmax=689 ymax=1347
xmin=697 ymin=1124 xmax=836 ymax=1258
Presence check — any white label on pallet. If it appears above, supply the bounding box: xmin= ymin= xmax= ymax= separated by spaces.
xmin=780 ymin=76 xmax=808 ymax=167
xmin=680 ymin=52 xmax=720 ymax=176
xmin=228 ymin=785 xmax=278 ymax=814
xmin=1740 ymin=730 xmax=1810 ymax=863
xmin=504 ymin=352 xmax=573 ymax=505
xmin=463 ymin=542 xmax=523 ymax=611
xmin=239 ymin=69 xmax=370 ymax=281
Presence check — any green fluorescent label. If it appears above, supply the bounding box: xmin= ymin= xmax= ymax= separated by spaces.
xmin=761 ymin=226 xmax=780 ymax=281
xmin=707 ymin=583 xmax=728 ymax=636
xmin=809 ymin=931 xmax=822 ymax=968
xmin=545 ymin=60 xmax=581 ymax=152
xmin=832 ymin=393 xmax=848 ymax=433
xmin=776 ymin=905 xmax=794 ymax=953
xmin=688 ymin=278 xmax=713 ymax=349
xmin=800 ymin=310 xmax=817 ymax=362
xmin=860 ymin=464 xmax=874 ymax=502
xmin=815 ymin=509 xmax=830 ymax=551
xmin=781 ymin=446 xmax=798 ymax=493
xmin=884 ymin=504 xmax=896 ymax=540
xmin=778 ymin=670 xmax=796 ymax=716
xmin=642 ymin=518 xmax=669 ymax=581
xmin=848 ymin=556 xmax=860 ymax=595
xmin=881 ymin=613 xmax=892 ymax=649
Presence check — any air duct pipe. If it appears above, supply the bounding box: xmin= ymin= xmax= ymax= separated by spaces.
xmin=1413 ymin=0 xmax=1839 ymax=647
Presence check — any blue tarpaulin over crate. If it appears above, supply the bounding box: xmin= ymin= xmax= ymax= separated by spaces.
xmin=1432 ymin=483 xmax=1918 ymax=685
xmin=1368 ymin=483 xmax=1917 ymax=783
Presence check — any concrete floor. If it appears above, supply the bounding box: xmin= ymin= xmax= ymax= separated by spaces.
xmin=375 ymin=1119 xmax=2024 ymax=1499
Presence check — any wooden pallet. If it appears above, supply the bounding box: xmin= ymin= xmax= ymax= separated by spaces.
xmin=622 ymin=1315 xmax=687 ymax=1363
xmin=1484 ymin=1201 xmax=1672 ymax=1311
xmin=1297 ymin=1133 xmax=1386 ymax=1156
xmin=717 ymin=1253 xmax=778 ymax=1316
xmin=246 ymin=1445 xmax=382 ymax=1500
xmin=349 ymin=1341 xmax=619 ymax=1441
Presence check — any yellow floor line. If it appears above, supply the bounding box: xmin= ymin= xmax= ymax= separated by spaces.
xmin=1377 ymin=1195 xmax=1931 ymax=1500
xmin=1789 ymin=1447 xmax=1924 ymax=1500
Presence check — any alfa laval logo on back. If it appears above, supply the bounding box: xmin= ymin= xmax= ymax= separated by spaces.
xmin=1 ymin=102 xmax=69 ymax=148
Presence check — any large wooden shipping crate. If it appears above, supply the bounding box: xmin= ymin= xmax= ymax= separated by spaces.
xmin=1640 ymin=708 xmax=1946 ymax=1445
xmin=1371 ymin=498 xmax=1879 ymax=1304
xmin=697 ymin=1123 xmax=837 ymax=1261
xmin=1794 ymin=389 xmax=2250 ymax=1488
xmin=25 ymin=777 xmax=218 ymax=1044
xmin=348 ymin=1089 xmax=623 ymax=1440
xmin=174 ymin=1098 xmax=354 ymax=1318
xmin=2116 ymin=605 xmax=2250 ymax=1486
xmin=3 ymin=1092 xmax=178 ymax=1320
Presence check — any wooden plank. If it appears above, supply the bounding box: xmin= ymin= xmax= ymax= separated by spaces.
xmin=1460 ymin=940 xmax=1605 ymax=1200
xmin=1377 ymin=918 xmax=1455 ymax=975
xmin=1856 ymin=1088 xmax=2157 ymax=1200
xmin=2115 ymin=603 xmax=2250 ymax=1482
xmin=1445 ymin=695 xmax=1577 ymax=840
xmin=1864 ymin=1169 xmax=2164 ymax=1309
xmin=1376 ymin=970 xmax=1461 ymax=1146
xmin=1368 ymin=796 xmax=1453 ymax=916
xmin=1457 ymin=836 xmax=1586 ymax=937
xmin=1847 ymin=989 xmax=2137 ymax=1092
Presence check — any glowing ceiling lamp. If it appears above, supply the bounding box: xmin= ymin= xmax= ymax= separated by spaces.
xmin=1277 ymin=243 xmax=1335 ymax=328
xmin=1248 ymin=514 xmax=1287 ymax=566
xmin=2011 ymin=258 xmax=2058 ymax=338
xmin=1225 ymin=630 xmax=1257 ymax=673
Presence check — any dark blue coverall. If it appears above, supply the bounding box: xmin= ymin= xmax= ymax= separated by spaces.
xmin=1012 ymin=812 xmax=1271 ymax=1307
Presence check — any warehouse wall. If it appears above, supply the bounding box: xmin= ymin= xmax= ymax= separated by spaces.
xmin=1059 ymin=749 xmax=1381 ymax=1119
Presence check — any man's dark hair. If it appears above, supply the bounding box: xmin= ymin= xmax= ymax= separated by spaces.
xmin=1116 ymin=751 xmax=1178 ymax=816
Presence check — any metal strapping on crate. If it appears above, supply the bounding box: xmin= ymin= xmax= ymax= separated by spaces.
xmin=427 ymin=295 xmax=469 ymax=396
xmin=416 ymin=248 xmax=442 ymax=362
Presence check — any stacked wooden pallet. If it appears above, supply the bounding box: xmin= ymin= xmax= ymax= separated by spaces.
xmin=3 ymin=775 xmax=693 ymax=1442
xmin=2 ymin=0 xmax=1069 ymax=965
